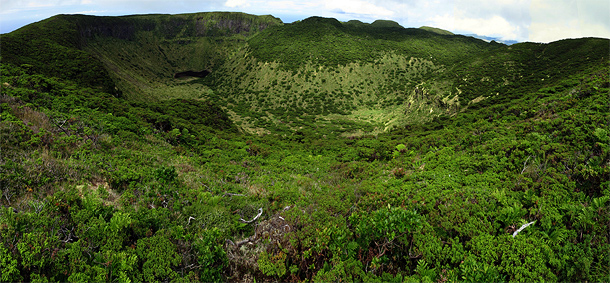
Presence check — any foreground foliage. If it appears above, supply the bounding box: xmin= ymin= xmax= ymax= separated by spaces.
xmin=2 ymin=58 xmax=609 ymax=281
xmin=1 ymin=12 xmax=609 ymax=282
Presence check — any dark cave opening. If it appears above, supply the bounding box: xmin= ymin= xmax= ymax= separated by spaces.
xmin=174 ymin=70 xmax=211 ymax=79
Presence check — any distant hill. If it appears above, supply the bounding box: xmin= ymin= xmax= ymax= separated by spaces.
xmin=370 ymin=20 xmax=404 ymax=28
xmin=419 ymin=26 xmax=454 ymax=35
xmin=464 ymin=33 xmax=519 ymax=45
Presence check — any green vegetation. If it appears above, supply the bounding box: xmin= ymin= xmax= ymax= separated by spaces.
xmin=419 ymin=26 xmax=454 ymax=35
xmin=1 ymin=12 xmax=609 ymax=282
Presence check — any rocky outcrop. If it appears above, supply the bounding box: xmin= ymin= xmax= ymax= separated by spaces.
xmin=78 ymin=19 xmax=138 ymax=41
xmin=194 ymin=15 xmax=278 ymax=36
xmin=73 ymin=12 xmax=281 ymax=42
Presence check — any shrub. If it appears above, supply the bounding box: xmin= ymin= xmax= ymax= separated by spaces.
xmin=155 ymin=166 xmax=177 ymax=184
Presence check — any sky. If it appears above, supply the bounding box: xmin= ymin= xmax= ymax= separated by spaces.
xmin=1 ymin=0 xmax=609 ymax=43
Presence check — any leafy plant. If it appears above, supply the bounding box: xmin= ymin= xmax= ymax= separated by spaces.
xmin=258 ymin=251 xmax=287 ymax=278
xmin=155 ymin=166 xmax=177 ymax=184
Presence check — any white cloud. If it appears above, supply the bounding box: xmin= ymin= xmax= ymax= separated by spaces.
xmin=432 ymin=14 xmax=521 ymax=41
xmin=325 ymin=0 xmax=394 ymax=18
xmin=434 ymin=0 xmax=530 ymax=41
xmin=528 ymin=0 xmax=610 ymax=42
xmin=19 ymin=0 xmax=87 ymax=8
xmin=529 ymin=20 xmax=610 ymax=43
xmin=266 ymin=1 xmax=313 ymax=11
xmin=73 ymin=10 xmax=107 ymax=14
xmin=225 ymin=0 xmax=249 ymax=8
xmin=353 ymin=0 xmax=531 ymax=41
xmin=0 ymin=0 xmax=100 ymax=14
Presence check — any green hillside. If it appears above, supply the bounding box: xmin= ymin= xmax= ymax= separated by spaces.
xmin=210 ymin=16 xmax=503 ymax=134
xmin=8 ymin=14 xmax=605 ymax=137
xmin=1 ymin=12 xmax=609 ymax=282
xmin=419 ymin=26 xmax=454 ymax=35
xmin=1 ymin=15 xmax=117 ymax=94
xmin=2 ymin=14 xmax=501 ymax=135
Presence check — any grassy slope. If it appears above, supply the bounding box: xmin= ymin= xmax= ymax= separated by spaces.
xmin=1 ymin=15 xmax=117 ymax=95
xmin=3 ymin=14 xmax=499 ymax=135
xmin=419 ymin=26 xmax=454 ymax=35
xmin=78 ymin=12 xmax=283 ymax=102
xmin=207 ymin=17 xmax=500 ymax=135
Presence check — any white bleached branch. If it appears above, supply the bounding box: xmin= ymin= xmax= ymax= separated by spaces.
xmin=512 ymin=221 xmax=536 ymax=237
xmin=240 ymin=208 xmax=263 ymax=223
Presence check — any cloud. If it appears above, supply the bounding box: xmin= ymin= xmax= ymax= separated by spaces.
xmin=427 ymin=0 xmax=530 ymax=41
xmin=266 ymin=1 xmax=315 ymax=11
xmin=1 ymin=0 xmax=87 ymax=10
xmin=529 ymin=0 xmax=610 ymax=42
xmin=225 ymin=0 xmax=249 ymax=8
xmin=432 ymin=13 xmax=521 ymax=40
xmin=325 ymin=0 xmax=394 ymax=18
xmin=73 ymin=10 xmax=107 ymax=14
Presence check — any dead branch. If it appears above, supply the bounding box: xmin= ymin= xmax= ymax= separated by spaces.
xmin=227 ymin=236 xmax=256 ymax=248
xmin=2 ymin=189 xmax=15 ymax=205
xmin=240 ymin=208 xmax=262 ymax=223
xmin=512 ymin=221 xmax=536 ymax=237
xmin=52 ymin=118 xmax=70 ymax=135
xmin=223 ymin=193 xmax=245 ymax=197
xmin=521 ymin=155 xmax=532 ymax=174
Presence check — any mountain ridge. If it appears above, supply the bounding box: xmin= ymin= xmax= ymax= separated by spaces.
xmin=1 ymin=12 xmax=608 ymax=135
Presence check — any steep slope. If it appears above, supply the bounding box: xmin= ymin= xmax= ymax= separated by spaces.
xmin=78 ymin=12 xmax=282 ymax=101
xmin=1 ymin=12 xmax=282 ymax=100
xmin=1 ymin=15 xmax=117 ymax=94
xmin=1 ymin=14 xmax=501 ymax=135
xmin=444 ymin=38 xmax=610 ymax=106
xmin=205 ymin=16 xmax=501 ymax=134
xmin=207 ymin=17 xmax=608 ymax=135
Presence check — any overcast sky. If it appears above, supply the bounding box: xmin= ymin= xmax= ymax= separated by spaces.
xmin=1 ymin=0 xmax=609 ymax=43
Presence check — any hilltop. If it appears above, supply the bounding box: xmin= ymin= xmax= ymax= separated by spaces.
xmin=1 ymin=12 xmax=609 ymax=282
